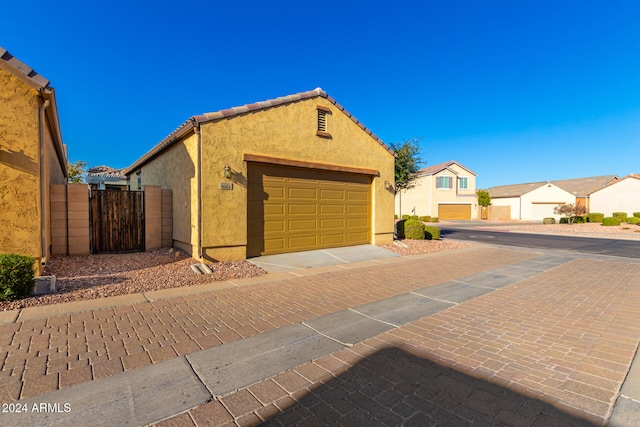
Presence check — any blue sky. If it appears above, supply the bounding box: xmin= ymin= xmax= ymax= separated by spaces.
xmin=3 ymin=1 xmax=639 ymax=188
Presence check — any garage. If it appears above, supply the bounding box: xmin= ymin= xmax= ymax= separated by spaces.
xmin=247 ymin=163 xmax=371 ymax=256
xmin=438 ymin=203 xmax=471 ymax=220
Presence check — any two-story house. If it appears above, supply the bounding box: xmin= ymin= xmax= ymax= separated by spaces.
xmin=395 ymin=160 xmax=478 ymax=220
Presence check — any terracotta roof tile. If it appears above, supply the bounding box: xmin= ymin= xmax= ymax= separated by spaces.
xmin=124 ymin=88 xmax=392 ymax=175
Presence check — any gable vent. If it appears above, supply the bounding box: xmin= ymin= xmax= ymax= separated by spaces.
xmin=316 ymin=106 xmax=332 ymax=138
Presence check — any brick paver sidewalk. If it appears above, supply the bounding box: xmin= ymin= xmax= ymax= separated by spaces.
xmin=155 ymin=257 xmax=640 ymax=426
xmin=0 ymin=247 xmax=530 ymax=404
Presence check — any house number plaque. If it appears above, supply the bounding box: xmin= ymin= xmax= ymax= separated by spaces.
xmin=219 ymin=182 xmax=233 ymax=190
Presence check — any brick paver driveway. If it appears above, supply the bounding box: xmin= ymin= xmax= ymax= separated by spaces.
xmin=2 ymin=246 xmax=640 ymax=426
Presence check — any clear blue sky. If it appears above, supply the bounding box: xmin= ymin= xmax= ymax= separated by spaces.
xmin=3 ymin=1 xmax=639 ymax=188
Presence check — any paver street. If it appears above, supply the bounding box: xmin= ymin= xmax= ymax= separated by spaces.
xmin=1 ymin=245 xmax=640 ymax=426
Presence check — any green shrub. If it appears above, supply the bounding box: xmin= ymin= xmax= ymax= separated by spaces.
xmin=401 ymin=214 xmax=410 ymax=220
xmin=424 ymin=226 xmax=440 ymax=240
xmin=573 ymin=215 xmax=586 ymax=223
xmin=587 ymin=213 xmax=604 ymax=223
xmin=431 ymin=217 xmax=439 ymax=223
xmin=0 ymin=254 xmax=36 ymax=302
xmin=626 ymin=216 xmax=640 ymax=225
xmin=404 ymin=219 xmax=425 ymax=239
xmin=395 ymin=220 xmax=405 ymax=239
xmin=559 ymin=217 xmax=568 ymax=224
xmin=410 ymin=215 xmax=418 ymax=220
xmin=543 ymin=217 xmax=556 ymax=224
xmin=602 ymin=217 xmax=622 ymax=226
xmin=613 ymin=212 xmax=628 ymax=222
xmin=418 ymin=216 xmax=431 ymax=222
xmin=394 ymin=214 xmax=398 ymax=219
xmin=559 ymin=215 xmax=586 ymax=224
xmin=634 ymin=212 xmax=640 ymax=218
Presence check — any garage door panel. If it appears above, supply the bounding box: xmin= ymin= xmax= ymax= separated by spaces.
xmin=288 ymin=219 xmax=318 ymax=232
xmin=247 ymin=164 xmax=371 ymax=256
xmin=320 ymin=219 xmax=345 ymax=229
xmin=288 ymin=204 xmax=317 ymax=215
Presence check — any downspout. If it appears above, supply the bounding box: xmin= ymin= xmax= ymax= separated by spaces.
xmin=194 ymin=120 xmax=203 ymax=260
xmin=38 ymin=96 xmax=50 ymax=272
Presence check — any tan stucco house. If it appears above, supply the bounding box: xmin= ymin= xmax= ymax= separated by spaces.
xmin=0 ymin=47 xmax=67 ymax=273
xmin=124 ymin=88 xmax=395 ymax=261
xmin=395 ymin=161 xmax=478 ymax=220
xmin=488 ymin=175 xmax=618 ymax=220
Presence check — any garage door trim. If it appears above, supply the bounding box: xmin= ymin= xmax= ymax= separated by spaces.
xmin=243 ymin=153 xmax=379 ymax=176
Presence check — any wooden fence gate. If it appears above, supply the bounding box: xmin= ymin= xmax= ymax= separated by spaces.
xmin=89 ymin=190 xmax=145 ymax=253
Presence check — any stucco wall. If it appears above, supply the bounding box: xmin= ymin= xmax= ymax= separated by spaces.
xmin=395 ymin=164 xmax=478 ymax=218
xmin=590 ymin=177 xmax=640 ymax=216
xmin=0 ymin=67 xmax=42 ymax=259
xmin=198 ymin=97 xmax=395 ymax=260
xmin=521 ymin=184 xmax=575 ymax=220
xmin=491 ymin=197 xmax=521 ymax=219
xmin=140 ymin=134 xmax=199 ymax=255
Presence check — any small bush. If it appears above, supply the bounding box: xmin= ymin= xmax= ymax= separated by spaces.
xmin=574 ymin=215 xmax=586 ymax=223
xmin=626 ymin=216 xmax=640 ymax=225
xmin=404 ymin=219 xmax=425 ymax=239
xmin=559 ymin=218 xmax=568 ymax=224
xmin=431 ymin=217 xmax=439 ymax=223
xmin=602 ymin=217 xmax=622 ymax=226
xmin=410 ymin=215 xmax=419 ymax=220
xmin=587 ymin=213 xmax=604 ymax=223
xmin=634 ymin=212 xmax=640 ymax=218
xmin=0 ymin=254 xmax=36 ymax=302
xmin=394 ymin=214 xmax=398 ymax=219
xmin=401 ymin=214 xmax=410 ymax=220
xmin=559 ymin=215 xmax=586 ymax=224
xmin=418 ymin=216 xmax=431 ymax=222
xmin=543 ymin=217 xmax=556 ymax=224
xmin=424 ymin=226 xmax=440 ymax=240
xmin=613 ymin=212 xmax=628 ymax=222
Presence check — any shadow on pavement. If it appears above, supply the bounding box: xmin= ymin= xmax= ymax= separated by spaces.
xmin=263 ymin=347 xmax=598 ymax=426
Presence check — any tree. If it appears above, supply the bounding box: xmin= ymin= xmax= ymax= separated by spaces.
xmin=391 ymin=138 xmax=423 ymax=218
xmin=476 ymin=190 xmax=491 ymax=207
xmin=67 ymin=160 xmax=88 ymax=183
xmin=554 ymin=203 xmax=587 ymax=224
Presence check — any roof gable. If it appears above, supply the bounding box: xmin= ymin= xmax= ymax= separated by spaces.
xmin=125 ymin=88 xmax=392 ymax=175
xmin=416 ymin=160 xmax=477 ymax=177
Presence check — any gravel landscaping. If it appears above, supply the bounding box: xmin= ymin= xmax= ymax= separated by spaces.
xmin=0 ymin=240 xmax=472 ymax=311
xmin=486 ymin=221 xmax=640 ymax=237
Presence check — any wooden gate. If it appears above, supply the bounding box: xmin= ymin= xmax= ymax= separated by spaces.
xmin=89 ymin=190 xmax=145 ymax=253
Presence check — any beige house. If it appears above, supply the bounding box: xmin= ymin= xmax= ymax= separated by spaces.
xmin=589 ymin=174 xmax=640 ymax=216
xmin=124 ymin=88 xmax=396 ymax=261
xmin=488 ymin=175 xmax=618 ymax=220
xmin=0 ymin=47 xmax=67 ymax=273
xmin=395 ymin=161 xmax=478 ymax=220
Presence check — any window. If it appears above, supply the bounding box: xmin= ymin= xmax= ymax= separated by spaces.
xmin=436 ymin=176 xmax=453 ymax=189
xmin=316 ymin=106 xmax=331 ymax=138
xmin=458 ymin=177 xmax=469 ymax=190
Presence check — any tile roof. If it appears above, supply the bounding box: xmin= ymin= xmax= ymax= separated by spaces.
xmin=124 ymin=88 xmax=392 ymax=175
xmin=87 ymin=166 xmax=126 ymax=179
xmin=0 ymin=46 xmax=50 ymax=90
xmin=416 ymin=160 xmax=477 ymax=177
xmin=487 ymin=175 xmax=618 ymax=198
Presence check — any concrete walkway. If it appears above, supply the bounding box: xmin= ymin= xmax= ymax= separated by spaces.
xmin=1 ymin=246 xmax=639 ymax=426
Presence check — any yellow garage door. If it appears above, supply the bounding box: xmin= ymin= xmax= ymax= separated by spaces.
xmin=247 ymin=164 xmax=371 ymax=256
xmin=438 ymin=204 xmax=471 ymax=220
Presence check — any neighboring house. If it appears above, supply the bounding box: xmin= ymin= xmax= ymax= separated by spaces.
xmin=395 ymin=161 xmax=478 ymax=220
xmin=0 ymin=47 xmax=67 ymax=273
xmin=488 ymin=175 xmax=618 ymax=220
xmin=123 ymin=88 xmax=395 ymax=261
xmin=589 ymin=174 xmax=640 ymax=216
xmin=86 ymin=166 xmax=128 ymax=190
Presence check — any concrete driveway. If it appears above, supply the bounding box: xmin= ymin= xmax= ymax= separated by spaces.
xmin=247 ymin=244 xmax=400 ymax=272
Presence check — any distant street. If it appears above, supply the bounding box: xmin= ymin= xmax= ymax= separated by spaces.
xmin=440 ymin=226 xmax=640 ymax=259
